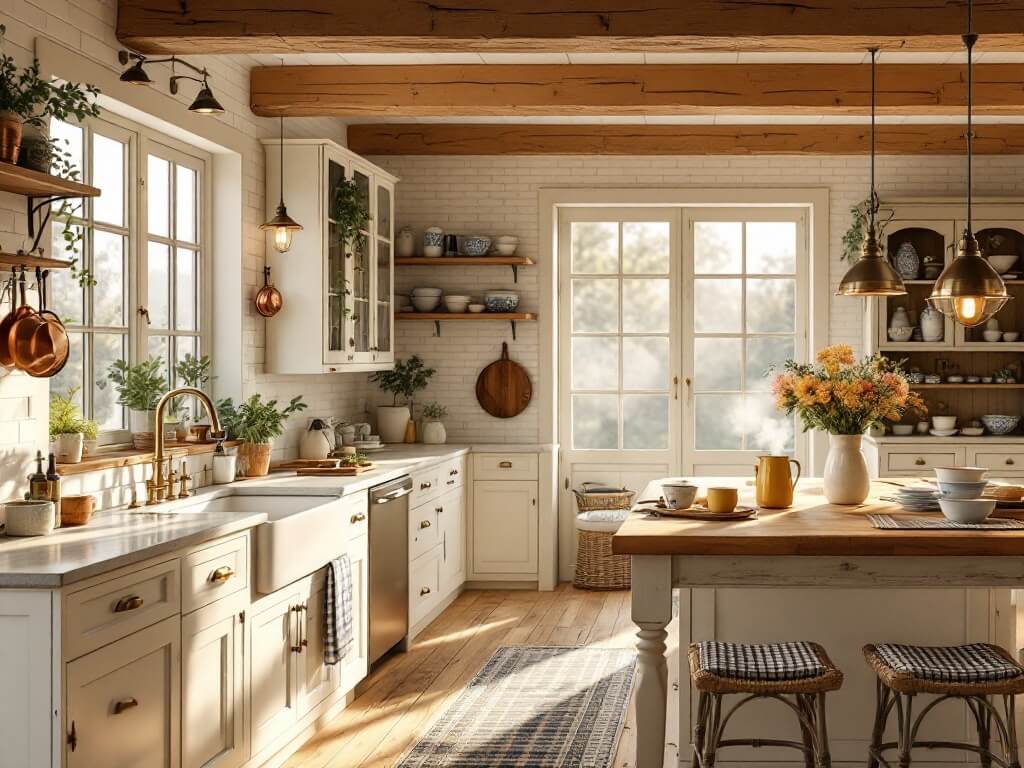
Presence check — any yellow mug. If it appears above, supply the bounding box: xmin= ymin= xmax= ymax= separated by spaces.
xmin=706 ymin=487 xmax=739 ymax=514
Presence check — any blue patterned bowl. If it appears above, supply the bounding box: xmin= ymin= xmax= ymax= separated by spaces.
xmin=485 ymin=292 xmax=520 ymax=312
xmin=459 ymin=236 xmax=491 ymax=256
xmin=982 ymin=414 xmax=1020 ymax=435
xmin=423 ymin=229 xmax=444 ymax=248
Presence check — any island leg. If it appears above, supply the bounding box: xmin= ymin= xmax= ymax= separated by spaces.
xmin=632 ymin=555 xmax=674 ymax=768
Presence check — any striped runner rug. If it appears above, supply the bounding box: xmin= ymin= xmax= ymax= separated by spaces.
xmin=397 ymin=645 xmax=637 ymax=767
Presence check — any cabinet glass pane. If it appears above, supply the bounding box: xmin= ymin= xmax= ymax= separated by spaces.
xmin=376 ymin=239 xmax=392 ymax=353
xmin=326 ymin=159 xmax=349 ymax=354
xmin=353 ymin=170 xmax=370 ymax=232
xmin=352 ymin=233 xmax=370 ymax=352
xmin=377 ymin=184 xmax=391 ymax=239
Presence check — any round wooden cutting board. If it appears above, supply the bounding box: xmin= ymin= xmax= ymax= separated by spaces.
xmin=475 ymin=342 xmax=532 ymax=418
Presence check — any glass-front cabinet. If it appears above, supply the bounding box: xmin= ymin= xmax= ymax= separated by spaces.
xmin=265 ymin=139 xmax=397 ymax=374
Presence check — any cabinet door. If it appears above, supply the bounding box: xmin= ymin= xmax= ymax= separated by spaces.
xmin=472 ymin=481 xmax=538 ymax=575
xmin=298 ymin=570 xmax=339 ymax=717
xmin=248 ymin=587 xmax=302 ymax=756
xmin=182 ymin=592 xmax=247 ymax=768
xmin=324 ymin=151 xmax=351 ymax=365
xmin=348 ymin=164 xmax=374 ymax=363
xmin=0 ymin=591 xmax=52 ymax=768
xmin=439 ymin=486 xmax=466 ymax=594
xmin=341 ymin=535 xmax=370 ymax=694
xmin=372 ymin=179 xmax=394 ymax=365
xmin=66 ymin=616 xmax=180 ymax=768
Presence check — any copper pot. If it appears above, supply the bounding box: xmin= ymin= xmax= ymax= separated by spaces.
xmin=24 ymin=271 xmax=70 ymax=378
xmin=0 ymin=268 xmax=19 ymax=367
xmin=0 ymin=111 xmax=22 ymax=165
xmin=254 ymin=266 xmax=283 ymax=318
xmin=8 ymin=269 xmax=44 ymax=371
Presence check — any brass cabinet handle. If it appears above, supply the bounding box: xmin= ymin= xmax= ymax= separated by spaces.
xmin=446 ymin=479 xmax=456 ymax=486
xmin=1007 ymin=458 xmax=1016 ymax=465
xmin=351 ymin=512 xmax=367 ymax=523
xmin=420 ymin=587 xmax=431 ymax=596
xmin=210 ymin=566 xmax=234 ymax=584
xmin=290 ymin=604 xmax=304 ymax=652
xmin=435 ymin=506 xmax=443 ymax=514
xmin=420 ymin=481 xmax=432 ymax=490
xmin=420 ymin=519 xmax=432 ymax=529
xmin=449 ymin=468 xmax=459 ymax=476
xmin=114 ymin=595 xmax=144 ymax=613
xmin=499 ymin=461 xmax=513 ymax=468
xmin=914 ymin=457 xmax=926 ymax=466
xmin=113 ymin=698 xmax=138 ymax=715
xmin=67 ymin=721 xmax=77 ymax=752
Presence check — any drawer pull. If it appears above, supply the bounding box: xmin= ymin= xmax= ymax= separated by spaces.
xmin=1008 ymin=458 xmax=1016 ymax=466
xmin=449 ymin=468 xmax=459 ymax=476
xmin=420 ymin=587 xmax=431 ymax=596
xmin=446 ymin=479 xmax=456 ymax=486
xmin=499 ymin=461 xmax=513 ymax=469
xmin=914 ymin=457 xmax=926 ymax=466
xmin=351 ymin=512 xmax=367 ymax=523
xmin=113 ymin=698 xmax=138 ymax=715
xmin=113 ymin=595 xmax=144 ymax=613
xmin=420 ymin=481 xmax=432 ymax=490
xmin=67 ymin=721 xmax=77 ymax=752
xmin=420 ymin=519 xmax=432 ymax=529
xmin=210 ymin=566 xmax=235 ymax=584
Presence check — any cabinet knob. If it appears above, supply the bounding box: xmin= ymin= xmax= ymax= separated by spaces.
xmin=499 ymin=461 xmax=513 ymax=469
xmin=435 ymin=506 xmax=443 ymax=514
xmin=420 ymin=481 xmax=432 ymax=490
xmin=420 ymin=587 xmax=431 ymax=596
xmin=420 ymin=519 xmax=432 ymax=529
xmin=114 ymin=595 xmax=144 ymax=613
xmin=113 ymin=698 xmax=138 ymax=715
xmin=351 ymin=512 xmax=367 ymax=523
xmin=446 ymin=479 xmax=456 ymax=486
xmin=914 ymin=457 xmax=926 ymax=466
xmin=210 ymin=566 xmax=235 ymax=584
xmin=1007 ymin=458 xmax=1016 ymax=466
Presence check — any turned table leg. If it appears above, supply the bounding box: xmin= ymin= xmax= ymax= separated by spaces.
xmin=632 ymin=555 xmax=674 ymax=768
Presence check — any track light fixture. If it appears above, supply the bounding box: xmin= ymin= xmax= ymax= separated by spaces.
xmin=118 ymin=51 xmax=224 ymax=115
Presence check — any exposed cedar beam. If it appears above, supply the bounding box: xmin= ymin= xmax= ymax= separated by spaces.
xmin=346 ymin=123 xmax=1024 ymax=155
xmin=252 ymin=63 xmax=1024 ymax=117
xmin=118 ymin=0 xmax=1024 ymax=55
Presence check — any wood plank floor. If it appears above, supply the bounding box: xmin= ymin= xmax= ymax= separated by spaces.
xmin=285 ymin=585 xmax=680 ymax=768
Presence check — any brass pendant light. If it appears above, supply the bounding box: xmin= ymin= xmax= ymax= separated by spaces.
xmin=837 ymin=48 xmax=906 ymax=297
xmin=260 ymin=113 xmax=303 ymax=253
xmin=928 ymin=0 xmax=1010 ymax=327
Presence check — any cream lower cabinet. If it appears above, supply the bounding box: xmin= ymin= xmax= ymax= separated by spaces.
xmin=0 ymin=591 xmax=52 ymax=768
xmin=297 ymin=569 xmax=341 ymax=717
xmin=340 ymin=533 xmax=369 ymax=694
xmin=66 ymin=616 xmax=181 ymax=768
xmin=438 ymin=485 xmax=466 ymax=594
xmin=248 ymin=584 xmax=304 ymax=756
xmin=471 ymin=481 xmax=538 ymax=577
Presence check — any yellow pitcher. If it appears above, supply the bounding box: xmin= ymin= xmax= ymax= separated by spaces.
xmin=755 ymin=455 xmax=801 ymax=508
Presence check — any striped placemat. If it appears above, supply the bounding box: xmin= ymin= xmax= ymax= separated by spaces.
xmin=869 ymin=514 xmax=1024 ymax=531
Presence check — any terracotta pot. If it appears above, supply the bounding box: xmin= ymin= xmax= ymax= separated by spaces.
xmin=61 ymin=495 xmax=95 ymax=527
xmin=239 ymin=441 xmax=272 ymax=477
xmin=0 ymin=112 xmax=22 ymax=165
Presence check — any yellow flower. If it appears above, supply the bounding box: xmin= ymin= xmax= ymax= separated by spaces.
xmin=815 ymin=344 xmax=855 ymax=374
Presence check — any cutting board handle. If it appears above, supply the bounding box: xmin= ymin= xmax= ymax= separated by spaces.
xmin=501 ymin=342 xmax=509 ymax=360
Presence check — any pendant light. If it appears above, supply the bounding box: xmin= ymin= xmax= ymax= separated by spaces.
xmin=928 ymin=0 xmax=1010 ymax=326
xmin=260 ymin=113 xmax=303 ymax=253
xmin=837 ymin=49 xmax=906 ymax=297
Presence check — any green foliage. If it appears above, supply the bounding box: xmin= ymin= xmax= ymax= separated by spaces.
xmin=331 ymin=177 xmax=370 ymax=244
xmin=175 ymin=353 xmax=212 ymax=388
xmin=215 ymin=394 xmax=307 ymax=445
xmin=370 ymin=355 xmax=435 ymax=406
xmin=49 ymin=387 xmax=97 ymax=439
xmin=842 ymin=197 xmax=894 ymax=264
xmin=101 ymin=358 xmax=167 ymax=413
xmin=421 ymin=401 xmax=447 ymax=421
xmin=50 ymin=138 xmax=94 ymax=287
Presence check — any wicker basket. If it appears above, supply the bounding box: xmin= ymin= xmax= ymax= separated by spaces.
xmin=573 ymin=483 xmax=634 ymax=591
xmin=573 ymin=482 xmax=635 ymax=512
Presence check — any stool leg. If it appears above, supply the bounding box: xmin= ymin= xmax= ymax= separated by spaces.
xmin=815 ymin=692 xmax=833 ymax=768
xmin=703 ymin=693 xmax=723 ymax=768
xmin=1005 ymin=694 xmax=1021 ymax=768
xmin=797 ymin=695 xmax=816 ymax=768
xmin=867 ymin=680 xmax=890 ymax=768
xmin=975 ymin=697 xmax=993 ymax=768
xmin=691 ymin=691 xmax=709 ymax=768
xmin=896 ymin=693 xmax=915 ymax=768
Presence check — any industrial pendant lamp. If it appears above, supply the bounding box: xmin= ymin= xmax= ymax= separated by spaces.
xmin=837 ymin=49 xmax=906 ymax=297
xmin=928 ymin=0 xmax=1010 ymax=326
xmin=260 ymin=114 xmax=303 ymax=253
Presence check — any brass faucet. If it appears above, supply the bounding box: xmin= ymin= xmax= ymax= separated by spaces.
xmin=151 ymin=387 xmax=225 ymax=504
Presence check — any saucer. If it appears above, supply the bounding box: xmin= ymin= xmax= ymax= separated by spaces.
xmin=929 ymin=428 xmax=958 ymax=437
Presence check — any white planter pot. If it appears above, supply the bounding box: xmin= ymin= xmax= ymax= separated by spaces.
xmin=377 ymin=405 xmax=411 ymax=444
xmin=54 ymin=433 xmax=84 ymax=464
xmin=422 ymin=421 xmax=447 ymax=445
xmin=823 ymin=434 xmax=871 ymax=505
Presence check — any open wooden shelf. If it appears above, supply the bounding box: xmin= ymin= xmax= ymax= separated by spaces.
xmin=0 ymin=251 xmax=72 ymax=270
xmin=396 ymin=256 xmax=533 ymax=267
xmin=912 ymin=383 xmax=1024 ymax=389
xmin=399 ymin=312 xmax=536 ymax=321
xmin=0 ymin=163 xmax=99 ymax=199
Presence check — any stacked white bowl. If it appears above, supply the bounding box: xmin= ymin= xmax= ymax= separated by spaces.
xmin=934 ymin=466 xmax=995 ymax=523
xmin=444 ymin=294 xmax=471 ymax=314
xmin=411 ymin=287 xmax=442 ymax=312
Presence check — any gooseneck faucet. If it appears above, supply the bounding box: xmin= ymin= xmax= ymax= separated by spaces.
xmin=150 ymin=387 xmax=225 ymax=503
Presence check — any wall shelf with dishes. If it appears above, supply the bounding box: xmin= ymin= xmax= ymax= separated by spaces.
xmin=396 ymin=229 xmax=532 ymax=281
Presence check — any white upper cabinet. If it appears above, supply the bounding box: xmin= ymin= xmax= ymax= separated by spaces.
xmin=264 ymin=140 xmax=397 ymax=374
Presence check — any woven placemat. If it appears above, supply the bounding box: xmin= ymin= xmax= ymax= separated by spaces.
xmin=869 ymin=514 xmax=1024 ymax=531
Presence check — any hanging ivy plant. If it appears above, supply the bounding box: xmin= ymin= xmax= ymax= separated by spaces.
xmin=50 ymin=137 xmax=94 ymax=287
xmin=331 ymin=178 xmax=370 ymax=244
xmin=842 ymin=197 xmax=895 ymax=264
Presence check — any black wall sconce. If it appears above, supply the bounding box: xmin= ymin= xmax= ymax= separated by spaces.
xmin=118 ymin=51 xmax=225 ymax=115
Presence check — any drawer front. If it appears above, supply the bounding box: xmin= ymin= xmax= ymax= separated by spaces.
xmin=971 ymin=450 xmax=1024 ymax=474
xmin=343 ymin=492 xmax=369 ymax=540
xmin=409 ymin=467 xmax=440 ymax=508
xmin=473 ymin=453 xmax=538 ymax=481
xmin=409 ymin=548 xmax=441 ymax=626
xmin=64 ymin=559 xmax=181 ymax=661
xmin=886 ymin=451 xmax=962 ymax=473
xmin=439 ymin=456 xmax=466 ymax=492
xmin=409 ymin=500 xmax=440 ymax=561
xmin=182 ymin=533 xmax=249 ymax=614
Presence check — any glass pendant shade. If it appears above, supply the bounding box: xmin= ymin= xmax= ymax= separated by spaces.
xmin=928 ymin=233 xmax=1010 ymax=326
xmin=837 ymin=231 xmax=907 ymax=296
xmin=261 ymin=203 xmax=303 ymax=253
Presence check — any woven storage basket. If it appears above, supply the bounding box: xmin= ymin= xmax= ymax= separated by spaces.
xmin=573 ymin=483 xmax=635 ymax=512
xmin=573 ymin=484 xmax=634 ymax=591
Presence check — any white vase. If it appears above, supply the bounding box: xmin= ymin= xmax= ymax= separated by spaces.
xmin=422 ymin=421 xmax=447 ymax=445
xmin=377 ymin=405 xmax=412 ymax=443
xmin=54 ymin=433 xmax=84 ymax=463
xmin=920 ymin=306 xmax=944 ymax=342
xmin=823 ymin=434 xmax=871 ymax=505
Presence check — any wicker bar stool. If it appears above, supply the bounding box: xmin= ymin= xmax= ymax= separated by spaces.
xmin=688 ymin=641 xmax=844 ymax=768
xmin=864 ymin=643 xmax=1024 ymax=768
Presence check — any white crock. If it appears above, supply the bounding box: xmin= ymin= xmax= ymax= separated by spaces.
xmin=422 ymin=421 xmax=447 ymax=445
xmin=823 ymin=434 xmax=871 ymax=505
xmin=377 ymin=405 xmax=412 ymax=444
xmin=54 ymin=433 xmax=84 ymax=463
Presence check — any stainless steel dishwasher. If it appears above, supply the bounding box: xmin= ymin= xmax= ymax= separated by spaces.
xmin=368 ymin=476 xmax=412 ymax=665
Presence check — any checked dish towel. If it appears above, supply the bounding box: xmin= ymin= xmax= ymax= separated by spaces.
xmin=324 ymin=554 xmax=354 ymax=665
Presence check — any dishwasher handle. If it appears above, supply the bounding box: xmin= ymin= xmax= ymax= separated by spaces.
xmin=373 ymin=487 xmax=413 ymax=504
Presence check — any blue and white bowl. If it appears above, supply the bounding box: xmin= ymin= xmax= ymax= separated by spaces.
xmin=423 ymin=229 xmax=444 ymax=248
xmin=485 ymin=291 xmax=520 ymax=312
xmin=459 ymin=236 xmax=492 ymax=257
xmin=982 ymin=414 xmax=1021 ymax=435
xmin=937 ymin=480 xmax=989 ymax=500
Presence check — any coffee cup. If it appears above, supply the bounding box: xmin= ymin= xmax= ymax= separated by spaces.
xmin=706 ymin=487 xmax=739 ymax=514
xmin=661 ymin=482 xmax=697 ymax=510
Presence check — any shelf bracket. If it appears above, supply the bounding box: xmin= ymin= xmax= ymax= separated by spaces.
xmin=510 ymin=320 xmax=518 ymax=341
xmin=26 ymin=194 xmax=76 ymax=254
xmin=433 ymin=320 xmax=441 ymax=337
xmin=511 ymin=264 xmax=519 ymax=283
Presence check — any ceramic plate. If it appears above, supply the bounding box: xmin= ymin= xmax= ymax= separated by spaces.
xmin=639 ymin=502 xmax=758 ymax=521
xmin=929 ymin=429 xmax=958 ymax=437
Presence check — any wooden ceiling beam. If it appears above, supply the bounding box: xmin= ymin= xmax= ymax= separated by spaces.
xmin=118 ymin=0 xmax=1024 ymax=55
xmin=252 ymin=63 xmax=1024 ymax=117
xmin=346 ymin=123 xmax=1024 ymax=155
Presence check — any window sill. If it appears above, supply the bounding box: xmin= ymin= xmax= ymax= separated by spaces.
xmin=57 ymin=440 xmax=240 ymax=476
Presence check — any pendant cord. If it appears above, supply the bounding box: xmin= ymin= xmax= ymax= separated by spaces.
xmin=965 ymin=0 xmax=975 ymax=234
xmin=869 ymin=47 xmax=878 ymax=235
xmin=279 ymin=113 xmax=285 ymax=208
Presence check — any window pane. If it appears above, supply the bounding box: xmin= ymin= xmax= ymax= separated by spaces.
xmin=745 ymin=393 xmax=795 ymax=454
xmin=572 ymin=279 xmax=618 ymax=333
xmin=623 ymin=337 xmax=669 ymax=390
xmin=694 ymin=337 xmax=741 ymax=391
xmin=94 ymin=334 xmax=127 ymax=431
xmin=572 ymin=394 xmax=618 ymax=449
xmin=50 ymin=331 xmax=84 ymax=405
xmin=175 ymin=248 xmax=197 ymax=331
xmin=572 ymin=337 xmax=618 ymax=390
xmin=694 ymin=222 xmax=741 ymax=274
xmin=746 ymin=336 xmax=794 ymax=392
xmin=623 ymin=279 xmax=669 ymax=333
xmin=624 ymin=395 xmax=669 ymax=449
xmin=623 ymin=222 xmax=670 ymax=274
xmin=148 ymin=242 xmax=170 ymax=328
xmin=50 ymin=120 xmax=83 ymax=216
xmin=747 ymin=279 xmax=795 ymax=332
xmin=92 ymin=133 xmax=124 ymax=226
xmin=694 ymin=279 xmax=741 ymax=332
xmin=173 ymin=336 xmax=198 ymax=389
xmin=148 ymin=155 xmax=170 ymax=237
xmin=747 ymin=221 xmax=796 ymax=274
xmin=93 ymin=231 xmax=126 ymax=327
xmin=176 ymin=164 xmax=197 ymax=243
xmin=695 ymin=394 xmax=744 ymax=450
xmin=50 ymin=222 xmax=84 ymax=325
xmin=148 ymin=336 xmax=170 ymax=381
xmin=571 ymin=222 xmax=618 ymax=274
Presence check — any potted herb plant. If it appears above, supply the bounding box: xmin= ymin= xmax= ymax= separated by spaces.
xmin=172 ymin=353 xmax=213 ymax=439
xmin=216 ymin=394 xmax=307 ymax=476
xmin=370 ymin=355 xmax=435 ymax=443
xmin=102 ymin=358 xmax=167 ymax=450
xmin=49 ymin=387 xmax=97 ymax=464
xmin=421 ymin=402 xmax=448 ymax=445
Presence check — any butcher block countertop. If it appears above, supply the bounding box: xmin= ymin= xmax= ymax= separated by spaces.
xmin=612 ymin=478 xmax=1024 ymax=558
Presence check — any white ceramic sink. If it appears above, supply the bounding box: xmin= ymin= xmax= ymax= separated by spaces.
xmin=161 ymin=494 xmax=323 ymax=516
